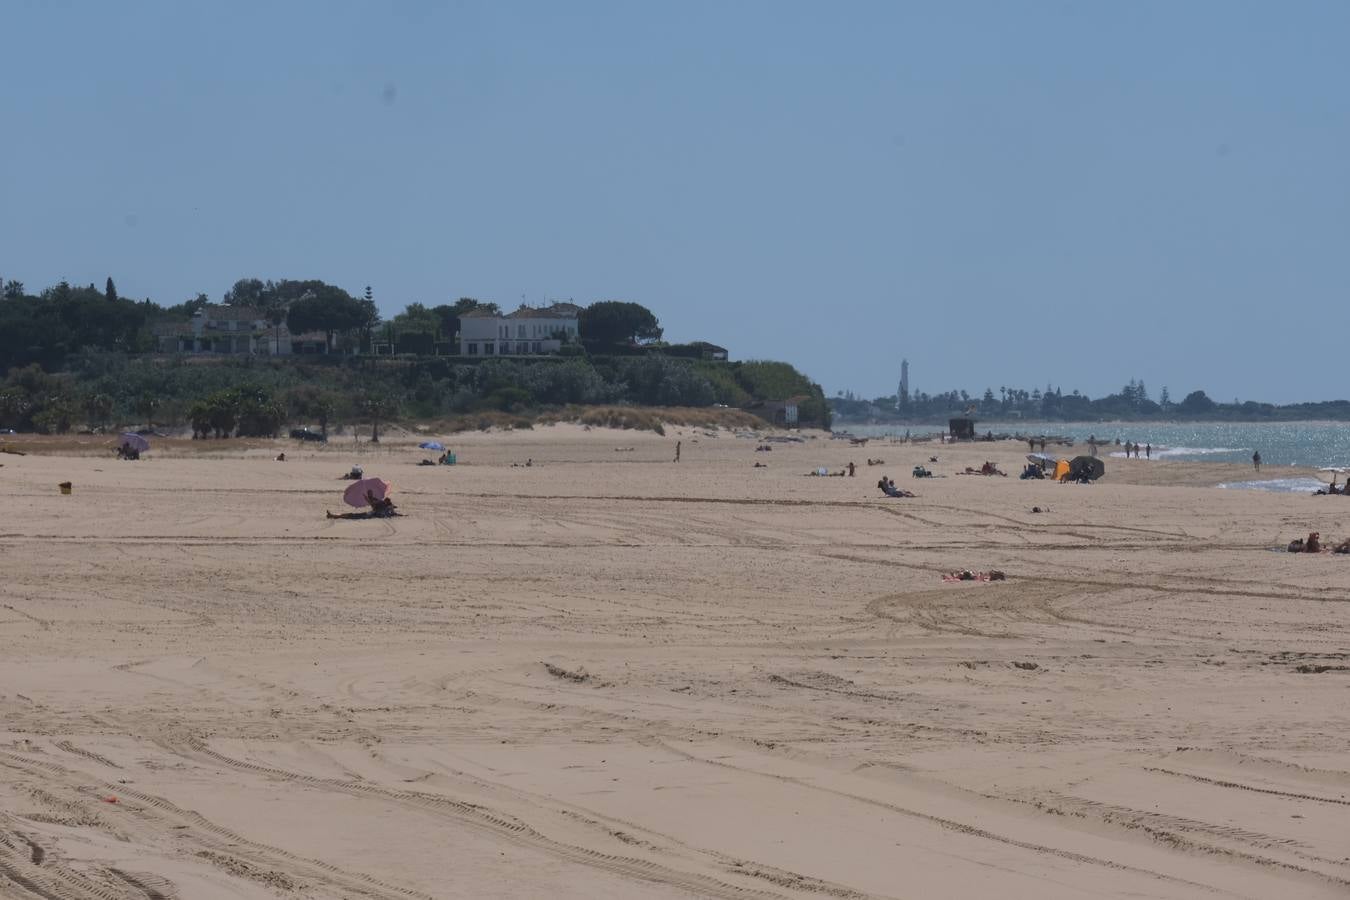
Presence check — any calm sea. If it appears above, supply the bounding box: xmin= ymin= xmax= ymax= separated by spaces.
xmin=843 ymin=420 xmax=1350 ymax=492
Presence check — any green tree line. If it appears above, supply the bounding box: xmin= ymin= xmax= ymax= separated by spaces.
xmin=832 ymin=378 xmax=1350 ymax=424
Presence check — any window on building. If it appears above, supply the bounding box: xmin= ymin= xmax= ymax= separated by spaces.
xmin=467 ymin=343 xmax=478 ymax=355
xmin=484 ymin=343 xmax=494 ymax=355
xmin=532 ymin=341 xmax=542 ymax=353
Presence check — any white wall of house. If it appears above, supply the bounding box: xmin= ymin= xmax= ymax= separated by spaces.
xmin=459 ymin=316 xmax=500 ymax=355
xmin=154 ymin=308 xmax=291 ymax=355
xmin=458 ymin=310 xmax=578 ymax=356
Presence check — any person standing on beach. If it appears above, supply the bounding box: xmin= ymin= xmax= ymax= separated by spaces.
xmin=1252 ymin=450 xmax=1261 ymax=471
xmin=674 ymin=440 xmax=681 ymax=463
xmin=1145 ymin=443 xmax=1151 ymax=460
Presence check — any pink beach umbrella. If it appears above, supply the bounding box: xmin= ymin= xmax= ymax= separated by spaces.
xmin=343 ymin=477 xmax=391 ymax=508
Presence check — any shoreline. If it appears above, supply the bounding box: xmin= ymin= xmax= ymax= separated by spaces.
xmin=1 ymin=428 xmax=1323 ymax=491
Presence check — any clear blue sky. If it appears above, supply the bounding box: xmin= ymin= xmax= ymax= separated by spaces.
xmin=3 ymin=1 xmax=1347 ymax=403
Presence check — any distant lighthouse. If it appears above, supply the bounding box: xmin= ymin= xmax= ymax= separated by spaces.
xmin=897 ymin=359 xmax=910 ymax=410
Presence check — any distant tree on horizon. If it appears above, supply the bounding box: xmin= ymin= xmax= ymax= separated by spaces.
xmin=1178 ymin=390 xmax=1216 ymax=414
xmin=580 ymin=301 xmax=662 ymax=350
xmin=286 ymin=285 xmax=367 ymax=350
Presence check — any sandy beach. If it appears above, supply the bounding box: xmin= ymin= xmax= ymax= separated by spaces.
xmin=2 ymin=424 xmax=1348 ymax=899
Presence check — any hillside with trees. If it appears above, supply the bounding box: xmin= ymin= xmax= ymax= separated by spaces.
xmin=0 ymin=275 xmax=829 ymax=435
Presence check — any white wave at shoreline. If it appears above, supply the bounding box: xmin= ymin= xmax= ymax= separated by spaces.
xmin=1217 ymin=477 xmax=1323 ymax=493
xmin=1109 ymin=446 xmax=1243 ymax=460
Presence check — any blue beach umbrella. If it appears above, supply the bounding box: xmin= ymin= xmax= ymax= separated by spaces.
xmin=120 ymin=432 xmax=150 ymax=453
xmin=419 ymin=441 xmax=445 ymax=451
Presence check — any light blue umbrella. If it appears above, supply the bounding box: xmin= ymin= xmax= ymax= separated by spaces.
xmin=419 ymin=441 xmax=445 ymax=451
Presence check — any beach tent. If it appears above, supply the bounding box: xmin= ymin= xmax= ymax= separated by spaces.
xmin=1068 ymin=456 xmax=1105 ymax=482
xmin=1052 ymin=459 xmax=1071 ymax=481
xmin=949 ymin=417 xmax=977 ymax=441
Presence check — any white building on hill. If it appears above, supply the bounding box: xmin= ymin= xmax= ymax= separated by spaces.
xmin=152 ymin=305 xmax=329 ymax=356
xmin=458 ymin=303 xmax=581 ymax=356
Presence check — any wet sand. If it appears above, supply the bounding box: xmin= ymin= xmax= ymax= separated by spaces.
xmin=2 ymin=426 xmax=1348 ymax=898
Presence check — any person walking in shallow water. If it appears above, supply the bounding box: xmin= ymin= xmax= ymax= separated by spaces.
xmin=1252 ymin=450 xmax=1261 ymax=471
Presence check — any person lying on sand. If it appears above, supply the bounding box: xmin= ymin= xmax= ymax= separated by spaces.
xmin=942 ymin=570 xmax=1007 ymax=582
xmin=327 ymin=492 xmax=398 ymax=519
xmin=326 ymin=509 xmax=402 ymax=520
xmin=276 ymin=452 xmax=286 ymax=461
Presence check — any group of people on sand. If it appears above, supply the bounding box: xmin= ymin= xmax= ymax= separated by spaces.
xmin=1315 ymin=474 xmax=1350 ymax=496
xmin=877 ymin=476 xmax=915 ymax=498
xmin=963 ymin=461 xmax=1007 ymax=477
xmin=1122 ymin=441 xmax=1151 ymax=459
xmin=418 ymin=450 xmax=455 ymax=466
xmin=1288 ymin=532 xmax=1350 ymax=554
xmin=114 ymin=442 xmax=140 ymax=460
xmin=804 ymin=461 xmax=858 ymax=477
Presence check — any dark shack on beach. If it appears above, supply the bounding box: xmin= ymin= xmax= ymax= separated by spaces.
xmin=949 ymin=417 xmax=977 ymax=441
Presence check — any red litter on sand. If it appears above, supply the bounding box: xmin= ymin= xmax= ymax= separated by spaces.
xmin=102 ymin=796 xmax=118 ymax=804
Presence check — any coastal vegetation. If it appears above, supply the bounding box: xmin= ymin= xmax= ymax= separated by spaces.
xmin=0 ymin=276 xmax=829 ymax=434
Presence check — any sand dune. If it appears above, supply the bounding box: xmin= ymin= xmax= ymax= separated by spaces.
xmin=2 ymin=425 xmax=1348 ymax=898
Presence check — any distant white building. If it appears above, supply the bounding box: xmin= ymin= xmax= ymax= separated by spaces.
xmin=152 ymin=305 xmax=329 ymax=356
xmin=458 ymin=303 xmax=581 ymax=356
